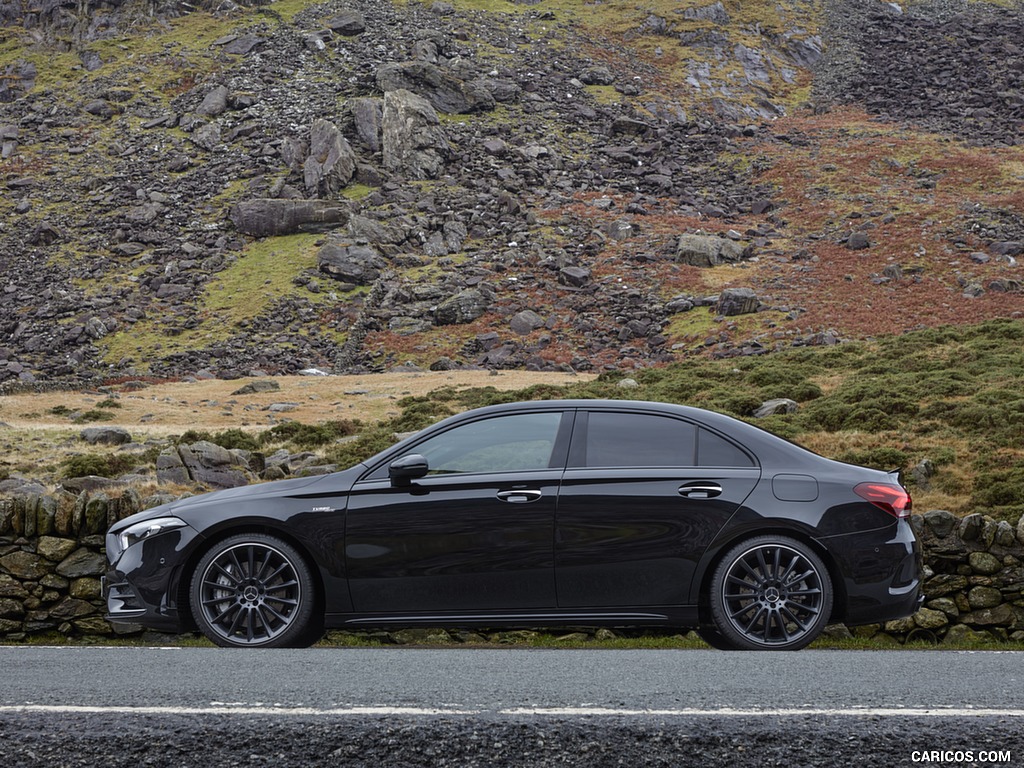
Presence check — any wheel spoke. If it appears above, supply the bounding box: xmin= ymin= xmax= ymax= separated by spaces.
xmin=780 ymin=604 xmax=811 ymax=631
xmin=210 ymin=562 xmax=240 ymax=585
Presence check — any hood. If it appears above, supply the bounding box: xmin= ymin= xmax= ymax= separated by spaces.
xmin=107 ymin=467 xmax=365 ymax=533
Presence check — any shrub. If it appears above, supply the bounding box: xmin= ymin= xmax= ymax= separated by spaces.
xmin=263 ymin=420 xmax=359 ymax=449
xmin=177 ymin=428 xmax=260 ymax=452
xmin=326 ymin=427 xmax=400 ymax=469
xmin=63 ymin=453 xmax=137 ymax=478
xmin=73 ymin=410 xmax=115 ymax=423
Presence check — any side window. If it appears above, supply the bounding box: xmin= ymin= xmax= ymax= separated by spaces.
xmin=397 ymin=412 xmax=563 ymax=476
xmin=698 ymin=428 xmax=755 ymax=467
xmin=583 ymin=412 xmax=696 ymax=468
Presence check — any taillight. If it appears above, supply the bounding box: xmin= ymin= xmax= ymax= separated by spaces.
xmin=854 ymin=482 xmax=913 ymax=518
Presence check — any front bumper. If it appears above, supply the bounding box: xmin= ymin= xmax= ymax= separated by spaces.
xmin=103 ymin=524 xmax=204 ymax=632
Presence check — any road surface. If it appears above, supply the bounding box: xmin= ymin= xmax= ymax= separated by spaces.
xmin=1 ymin=647 xmax=1021 ymax=766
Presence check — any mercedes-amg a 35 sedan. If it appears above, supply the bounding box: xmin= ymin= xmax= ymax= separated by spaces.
xmin=105 ymin=399 xmax=923 ymax=650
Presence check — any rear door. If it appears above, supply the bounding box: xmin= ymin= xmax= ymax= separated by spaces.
xmin=554 ymin=408 xmax=761 ymax=608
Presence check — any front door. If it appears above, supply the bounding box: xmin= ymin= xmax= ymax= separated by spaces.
xmin=345 ymin=410 xmax=570 ymax=613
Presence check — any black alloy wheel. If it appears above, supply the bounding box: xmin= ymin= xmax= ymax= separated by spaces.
xmin=191 ymin=533 xmax=317 ymax=648
xmin=709 ymin=535 xmax=833 ymax=651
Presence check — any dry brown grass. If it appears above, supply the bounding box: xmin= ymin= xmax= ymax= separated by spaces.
xmin=0 ymin=370 xmax=592 ymax=433
xmin=0 ymin=371 xmax=594 ymax=480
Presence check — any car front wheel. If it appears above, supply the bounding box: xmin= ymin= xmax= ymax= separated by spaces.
xmin=190 ymin=533 xmax=318 ymax=648
xmin=709 ymin=535 xmax=833 ymax=651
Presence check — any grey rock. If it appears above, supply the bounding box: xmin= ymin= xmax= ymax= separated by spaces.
xmin=304 ymin=119 xmax=357 ymax=198
xmin=231 ymin=380 xmax=281 ymax=395
xmin=382 ymin=89 xmax=449 ymax=180
xmin=318 ymin=243 xmax=386 ymax=285
xmin=435 ymin=288 xmax=489 ymax=325
xmin=579 ymin=66 xmax=615 ymax=86
xmin=221 ymin=34 xmax=264 ymax=55
xmin=84 ymin=99 xmax=115 ymax=118
xmin=847 ymin=232 xmax=871 ymax=250
xmin=923 ymin=509 xmax=957 ymax=538
xmin=191 ymin=122 xmax=222 ymax=151
xmin=37 ymin=536 xmax=77 ymax=563
xmin=683 ymin=2 xmax=730 ymax=24
xmin=510 ymin=310 xmax=546 ymax=335
xmin=348 ymin=97 xmax=383 ymax=153
xmin=968 ymin=551 xmax=1001 ymax=576
xmin=716 ymin=287 xmax=759 ymax=316
xmin=675 ymin=234 xmax=744 ymax=267
xmin=156 ymin=447 xmax=190 ymax=485
xmin=56 ymin=548 xmax=106 ymax=578
xmin=326 ymin=9 xmax=366 ymax=35
xmin=558 ymin=266 xmax=591 ymax=288
xmin=376 ymin=62 xmax=492 ymax=114
xmin=0 ymin=551 xmax=49 ymax=580
xmin=230 ymin=199 xmax=350 ymax=237
xmin=196 ymin=85 xmax=230 ymax=117
xmin=80 ymin=426 xmax=131 ymax=446
xmin=177 ymin=441 xmax=252 ymax=489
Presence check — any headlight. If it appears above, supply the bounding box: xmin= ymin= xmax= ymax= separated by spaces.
xmin=112 ymin=516 xmax=189 ymax=558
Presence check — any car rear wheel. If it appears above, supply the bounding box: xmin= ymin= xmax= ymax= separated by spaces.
xmin=709 ymin=535 xmax=832 ymax=651
xmin=191 ymin=533 xmax=318 ymax=648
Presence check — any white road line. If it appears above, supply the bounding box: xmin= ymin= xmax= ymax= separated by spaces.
xmin=2 ymin=705 xmax=1024 ymax=718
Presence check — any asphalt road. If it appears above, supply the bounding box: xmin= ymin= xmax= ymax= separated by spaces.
xmin=2 ymin=647 xmax=1023 ymax=767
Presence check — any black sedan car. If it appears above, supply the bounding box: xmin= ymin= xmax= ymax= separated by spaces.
xmin=105 ymin=399 xmax=922 ymax=650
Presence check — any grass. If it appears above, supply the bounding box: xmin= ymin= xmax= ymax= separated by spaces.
xmin=8 ymin=628 xmax=1021 ymax=651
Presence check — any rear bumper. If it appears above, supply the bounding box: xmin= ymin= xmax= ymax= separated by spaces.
xmin=822 ymin=518 xmax=923 ymax=626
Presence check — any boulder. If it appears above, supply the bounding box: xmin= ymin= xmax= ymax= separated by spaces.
xmin=230 ymin=199 xmax=350 ymax=237
xmin=327 ymin=9 xmax=366 ymax=35
xmin=435 ymin=288 xmax=489 ymax=325
xmin=348 ymin=97 xmax=383 ymax=152
xmin=376 ymin=61 xmax=493 ymax=114
xmin=675 ymin=234 xmax=744 ymax=267
xmin=80 ymin=426 xmax=131 ymax=446
xmin=716 ymin=287 xmax=759 ymax=316
xmin=303 ymin=119 xmax=357 ymax=198
xmin=177 ymin=441 xmax=253 ymax=489
xmin=510 ymin=310 xmax=546 ymax=335
xmin=558 ymin=266 xmax=591 ymax=288
xmin=196 ymin=85 xmax=230 ymax=117
xmin=381 ymin=89 xmax=449 ymax=180
xmin=318 ymin=243 xmax=386 ymax=285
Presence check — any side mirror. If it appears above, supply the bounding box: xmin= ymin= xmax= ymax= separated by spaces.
xmin=389 ymin=454 xmax=429 ymax=487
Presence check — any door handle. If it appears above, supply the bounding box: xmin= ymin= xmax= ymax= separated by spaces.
xmin=678 ymin=482 xmax=723 ymax=499
xmin=496 ymin=489 xmax=543 ymax=503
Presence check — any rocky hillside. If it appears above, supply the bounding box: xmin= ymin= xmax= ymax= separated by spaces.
xmin=1 ymin=0 xmax=1022 ymax=387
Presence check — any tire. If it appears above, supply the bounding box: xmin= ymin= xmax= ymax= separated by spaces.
xmin=190 ymin=533 xmax=318 ymax=648
xmin=709 ymin=535 xmax=833 ymax=651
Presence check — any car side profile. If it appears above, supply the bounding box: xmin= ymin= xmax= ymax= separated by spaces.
xmin=105 ymin=399 xmax=923 ymax=650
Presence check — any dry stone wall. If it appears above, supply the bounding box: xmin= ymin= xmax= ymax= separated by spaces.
xmin=2 ymin=489 xmax=1024 ymax=643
